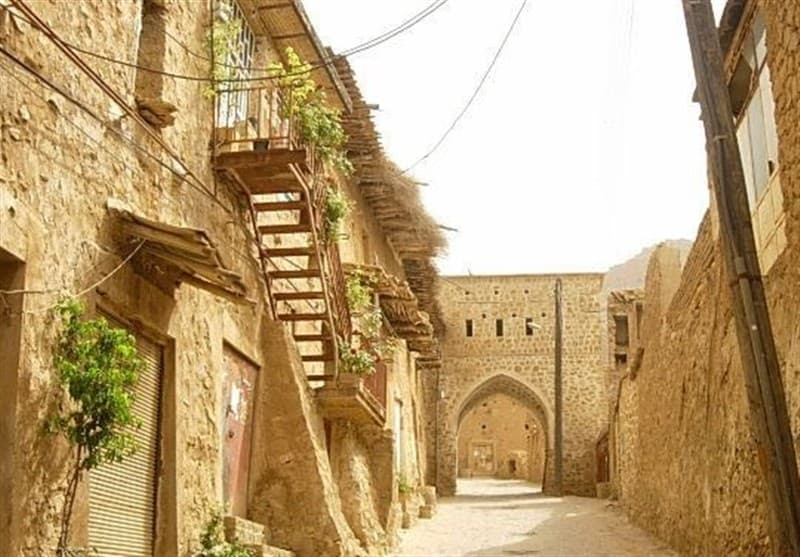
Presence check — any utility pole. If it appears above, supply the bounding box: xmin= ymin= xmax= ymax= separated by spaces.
xmin=682 ymin=2 xmax=800 ymax=554
xmin=554 ymin=278 xmax=564 ymax=496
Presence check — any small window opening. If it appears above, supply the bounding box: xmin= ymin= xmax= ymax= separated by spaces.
xmin=525 ymin=318 xmax=536 ymax=336
xmin=481 ymin=424 xmax=487 ymax=430
xmin=614 ymin=315 xmax=630 ymax=347
xmin=495 ymin=319 xmax=504 ymax=337
xmin=465 ymin=319 xmax=474 ymax=337
xmin=615 ymin=353 xmax=628 ymax=366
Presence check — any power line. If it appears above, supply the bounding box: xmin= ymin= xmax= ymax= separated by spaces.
xmin=0 ymin=58 xmax=275 ymax=305
xmin=2 ymin=1 xmax=448 ymax=85
xmin=166 ymin=0 xmax=448 ymax=74
xmin=402 ymin=0 xmax=528 ymax=174
xmin=0 ymin=44 xmax=226 ymax=213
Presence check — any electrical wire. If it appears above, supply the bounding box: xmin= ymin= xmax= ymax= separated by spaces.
xmin=166 ymin=0 xmax=448 ymax=74
xmin=0 ymin=55 xmax=272 ymax=292
xmin=402 ymin=0 xmax=528 ymax=174
xmin=13 ymin=240 xmax=146 ymax=315
xmin=0 ymin=43 xmax=229 ymax=215
xmin=1 ymin=1 xmax=448 ymax=84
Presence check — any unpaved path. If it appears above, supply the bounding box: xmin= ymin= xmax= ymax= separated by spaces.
xmin=393 ymin=479 xmax=676 ymax=557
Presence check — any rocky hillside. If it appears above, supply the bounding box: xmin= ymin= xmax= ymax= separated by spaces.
xmin=603 ymin=239 xmax=693 ymax=293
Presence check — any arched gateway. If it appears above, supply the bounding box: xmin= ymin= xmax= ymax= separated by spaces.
xmin=428 ymin=274 xmax=608 ymax=497
xmin=455 ymin=374 xmax=554 ymax=491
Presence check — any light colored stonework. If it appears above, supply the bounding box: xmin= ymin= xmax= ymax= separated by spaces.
xmin=431 ymin=274 xmax=607 ymax=496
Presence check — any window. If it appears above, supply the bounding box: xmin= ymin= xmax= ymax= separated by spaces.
xmin=495 ymin=319 xmax=504 ymax=337
xmin=728 ymin=10 xmax=785 ymax=272
xmin=730 ymin=12 xmax=778 ymax=206
xmin=614 ymin=315 xmax=629 ymax=347
xmin=465 ymin=319 xmax=474 ymax=337
xmin=524 ymin=318 xmax=536 ymax=336
xmin=215 ymin=0 xmax=256 ymax=127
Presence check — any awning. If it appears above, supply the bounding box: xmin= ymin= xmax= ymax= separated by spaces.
xmin=109 ymin=201 xmax=249 ymax=303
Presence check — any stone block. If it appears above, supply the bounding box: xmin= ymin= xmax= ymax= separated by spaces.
xmin=223 ymin=515 xmax=265 ymax=547
xmin=419 ymin=505 xmax=435 ymax=519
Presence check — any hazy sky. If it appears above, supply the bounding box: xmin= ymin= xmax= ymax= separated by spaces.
xmin=303 ymin=0 xmax=728 ymax=274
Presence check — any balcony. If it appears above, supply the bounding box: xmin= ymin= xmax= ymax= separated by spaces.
xmin=213 ymin=86 xmax=350 ymax=379
xmin=316 ymin=361 xmax=388 ymax=426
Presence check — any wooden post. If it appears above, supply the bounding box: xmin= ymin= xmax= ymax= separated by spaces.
xmin=681 ymin=2 xmax=800 ymax=554
xmin=554 ymin=278 xmax=564 ymax=495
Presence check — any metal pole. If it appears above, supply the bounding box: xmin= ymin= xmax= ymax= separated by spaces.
xmin=682 ymin=2 xmax=800 ymax=554
xmin=554 ymin=278 xmax=564 ymax=495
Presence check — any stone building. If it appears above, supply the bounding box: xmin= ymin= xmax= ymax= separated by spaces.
xmin=608 ymin=0 xmax=800 ymax=554
xmin=0 ymin=1 xmax=442 ymax=556
xmin=426 ymin=274 xmax=607 ymax=497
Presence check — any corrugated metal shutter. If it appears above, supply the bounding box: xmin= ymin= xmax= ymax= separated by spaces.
xmin=88 ymin=327 xmax=162 ymax=557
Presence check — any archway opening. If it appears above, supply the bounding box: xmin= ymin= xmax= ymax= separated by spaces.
xmin=457 ymin=392 xmax=546 ymax=485
xmin=452 ymin=374 xmax=551 ymax=492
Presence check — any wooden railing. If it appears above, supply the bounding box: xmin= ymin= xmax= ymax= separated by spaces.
xmin=313 ymin=185 xmax=352 ymax=344
xmin=214 ymin=85 xmax=351 ymax=364
xmin=362 ymin=360 xmax=388 ymax=412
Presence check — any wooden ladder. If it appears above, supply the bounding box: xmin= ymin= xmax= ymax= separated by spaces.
xmin=252 ymin=181 xmax=339 ymax=377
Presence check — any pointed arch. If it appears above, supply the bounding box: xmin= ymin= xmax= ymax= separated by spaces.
xmin=454 ymin=373 xmax=553 ymax=447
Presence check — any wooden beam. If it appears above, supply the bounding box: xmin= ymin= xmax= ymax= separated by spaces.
xmin=682 ymin=2 xmax=800 ymax=554
xmin=272 ymin=32 xmax=307 ymax=40
xmin=215 ymin=149 xmax=307 ymax=170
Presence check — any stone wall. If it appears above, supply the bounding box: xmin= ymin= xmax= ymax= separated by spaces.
xmin=608 ymin=1 xmax=800 ymax=554
xmin=434 ymin=274 xmax=607 ymax=496
xmin=0 ymin=1 xmax=431 ymax=555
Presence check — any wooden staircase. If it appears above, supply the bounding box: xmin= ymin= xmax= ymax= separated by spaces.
xmin=214 ymin=86 xmax=351 ymax=380
xmin=255 ymin=184 xmax=341 ymax=378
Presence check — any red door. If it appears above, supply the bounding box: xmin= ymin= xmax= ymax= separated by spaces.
xmin=222 ymin=347 xmax=259 ymax=517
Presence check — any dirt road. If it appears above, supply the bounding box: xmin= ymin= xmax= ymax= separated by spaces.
xmin=393 ymin=479 xmax=676 ymax=557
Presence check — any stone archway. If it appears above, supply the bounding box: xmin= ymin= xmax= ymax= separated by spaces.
xmin=438 ymin=373 xmax=556 ymax=496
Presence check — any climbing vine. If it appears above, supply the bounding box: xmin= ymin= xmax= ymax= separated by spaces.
xmin=47 ymin=300 xmax=142 ymax=556
xmin=204 ymin=19 xmax=242 ymax=99
xmin=340 ymin=273 xmax=397 ymax=375
xmin=268 ymin=47 xmax=354 ymax=175
xmin=323 ymin=186 xmax=351 ymax=244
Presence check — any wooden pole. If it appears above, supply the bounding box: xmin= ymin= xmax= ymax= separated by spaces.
xmin=681 ymin=2 xmax=800 ymax=554
xmin=554 ymin=278 xmax=564 ymax=495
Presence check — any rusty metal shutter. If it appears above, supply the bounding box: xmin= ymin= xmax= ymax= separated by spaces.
xmin=88 ymin=328 xmax=162 ymax=557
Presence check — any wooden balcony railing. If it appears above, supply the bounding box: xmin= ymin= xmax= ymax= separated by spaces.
xmin=362 ymin=360 xmax=388 ymax=412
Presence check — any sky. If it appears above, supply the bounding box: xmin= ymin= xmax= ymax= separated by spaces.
xmin=303 ymin=0 xmax=729 ymax=275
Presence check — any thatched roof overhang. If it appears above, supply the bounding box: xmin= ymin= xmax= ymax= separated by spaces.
xmin=334 ymin=58 xmax=446 ymax=341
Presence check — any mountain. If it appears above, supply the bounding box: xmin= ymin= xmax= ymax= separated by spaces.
xmin=602 ymin=239 xmax=693 ymax=293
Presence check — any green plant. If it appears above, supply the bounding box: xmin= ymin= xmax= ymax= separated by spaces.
xmin=345 ymin=273 xmax=373 ymax=313
xmin=398 ymin=475 xmax=414 ymax=495
xmin=323 ymin=186 xmax=351 ymax=243
xmin=48 ymin=300 xmax=143 ymax=555
xmin=197 ymin=511 xmax=254 ymax=557
xmin=339 ymin=340 xmax=378 ymax=376
xmin=204 ymin=18 xmax=242 ymax=98
xmin=268 ymin=47 xmax=354 ymax=174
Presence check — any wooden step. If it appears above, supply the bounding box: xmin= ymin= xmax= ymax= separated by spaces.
xmin=274 ymin=291 xmax=325 ymax=301
xmin=264 ymin=247 xmax=316 ymax=258
xmin=301 ymin=354 xmax=332 ymax=363
xmin=259 ymin=223 xmax=311 ymax=235
xmin=278 ymin=312 xmax=328 ymax=322
xmin=272 ymin=269 xmax=320 ymax=280
xmin=254 ymin=200 xmax=307 ymax=212
xmin=294 ymin=334 xmax=330 ymax=342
